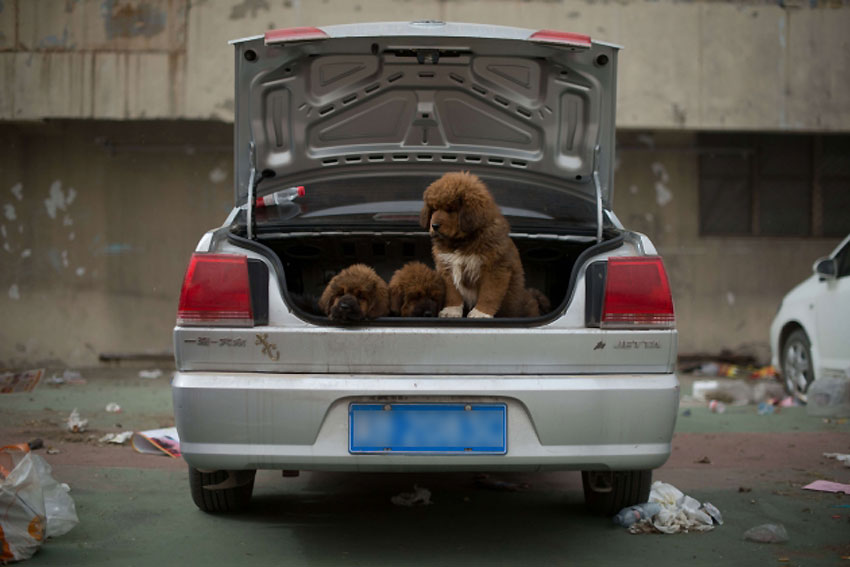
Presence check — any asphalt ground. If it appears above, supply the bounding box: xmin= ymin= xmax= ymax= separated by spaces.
xmin=1 ymin=367 xmax=848 ymax=566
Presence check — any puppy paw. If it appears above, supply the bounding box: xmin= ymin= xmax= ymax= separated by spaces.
xmin=439 ymin=305 xmax=463 ymax=318
xmin=467 ymin=308 xmax=494 ymax=318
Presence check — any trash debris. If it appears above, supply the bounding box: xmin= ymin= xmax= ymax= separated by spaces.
xmin=692 ymin=380 xmax=720 ymax=402
xmin=98 ymin=432 xmax=133 ymax=445
xmin=757 ymin=402 xmax=775 ymax=415
xmin=0 ymin=446 xmax=79 ymax=562
xmin=691 ymin=379 xmax=750 ymax=406
xmin=27 ymin=439 xmax=43 ymax=451
xmin=65 ymin=409 xmax=88 ymax=433
xmin=823 ymin=453 xmax=850 ymax=467
xmin=802 ymin=480 xmax=850 ymax=494
xmin=807 ymin=377 xmax=850 ymax=418
xmin=681 ymin=409 xmax=692 ymax=417
xmin=391 ymin=485 xmax=432 ymax=507
xmin=474 ymin=474 xmax=529 ymax=492
xmin=131 ymin=427 xmax=181 ymax=458
xmin=105 ymin=402 xmax=121 ymax=413
xmin=709 ymin=400 xmax=726 ymax=414
xmin=703 ymin=502 xmax=724 ymax=525
xmin=613 ymin=502 xmax=662 ymax=528
xmin=738 ymin=486 xmax=752 ymax=493
xmin=778 ymin=396 xmax=796 ymax=408
xmin=743 ymin=523 xmax=788 ymax=543
xmin=625 ymin=481 xmax=720 ymax=534
xmin=695 ymin=456 xmax=712 ymax=464
xmin=46 ymin=448 xmax=60 ymax=455
xmin=138 ymin=369 xmax=163 ymax=379
xmin=1 ymin=368 xmax=45 ymax=393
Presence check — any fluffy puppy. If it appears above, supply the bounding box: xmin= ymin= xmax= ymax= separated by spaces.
xmin=319 ymin=264 xmax=389 ymax=322
xmin=388 ymin=261 xmax=446 ymax=317
xmin=420 ymin=171 xmax=539 ymax=318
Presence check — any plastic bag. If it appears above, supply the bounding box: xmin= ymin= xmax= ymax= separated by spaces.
xmin=0 ymin=446 xmax=79 ymax=562
xmin=744 ymin=523 xmax=789 ymax=543
xmin=647 ymin=481 xmax=718 ymax=534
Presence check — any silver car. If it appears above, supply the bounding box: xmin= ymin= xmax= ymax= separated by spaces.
xmin=172 ymin=21 xmax=679 ymax=515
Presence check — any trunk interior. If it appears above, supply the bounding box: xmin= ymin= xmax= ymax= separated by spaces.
xmin=254 ymin=232 xmax=601 ymax=319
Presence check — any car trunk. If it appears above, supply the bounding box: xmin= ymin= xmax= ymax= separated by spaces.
xmin=262 ymin=230 xmax=599 ymax=319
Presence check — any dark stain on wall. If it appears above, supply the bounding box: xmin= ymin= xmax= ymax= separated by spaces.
xmin=230 ymin=0 xmax=271 ymax=20
xmin=102 ymin=0 xmax=167 ymax=39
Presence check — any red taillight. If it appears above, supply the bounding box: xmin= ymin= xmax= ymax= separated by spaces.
xmin=529 ymin=30 xmax=591 ymax=49
xmin=177 ymin=254 xmax=253 ymax=327
xmin=601 ymin=256 xmax=675 ymax=328
xmin=265 ymin=27 xmax=329 ymax=45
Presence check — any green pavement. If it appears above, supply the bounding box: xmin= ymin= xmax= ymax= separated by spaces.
xmin=0 ymin=368 xmax=847 ymax=566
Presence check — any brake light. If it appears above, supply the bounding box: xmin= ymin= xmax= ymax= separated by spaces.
xmin=177 ymin=254 xmax=254 ymax=327
xmin=265 ymin=27 xmax=329 ymax=45
xmin=601 ymin=256 xmax=675 ymax=328
xmin=529 ymin=30 xmax=591 ymax=49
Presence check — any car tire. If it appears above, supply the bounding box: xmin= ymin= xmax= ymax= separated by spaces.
xmin=581 ymin=470 xmax=652 ymax=516
xmin=189 ymin=467 xmax=256 ymax=513
xmin=781 ymin=329 xmax=815 ymax=401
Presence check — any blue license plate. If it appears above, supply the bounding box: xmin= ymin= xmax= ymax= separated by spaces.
xmin=349 ymin=403 xmax=507 ymax=454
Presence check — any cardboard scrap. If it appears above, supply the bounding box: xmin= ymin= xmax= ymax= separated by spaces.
xmin=0 ymin=368 xmax=44 ymax=393
xmin=802 ymin=480 xmax=850 ymax=494
xmin=131 ymin=427 xmax=181 ymax=458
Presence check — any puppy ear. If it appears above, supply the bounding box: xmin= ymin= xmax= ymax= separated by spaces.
xmin=458 ymin=194 xmax=489 ymax=234
xmin=389 ymin=285 xmax=403 ymax=315
xmin=318 ymin=281 xmax=336 ymax=315
xmin=419 ymin=203 xmax=433 ymax=229
xmin=368 ymin=281 xmax=390 ymax=319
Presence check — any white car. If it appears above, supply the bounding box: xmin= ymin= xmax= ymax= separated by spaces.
xmin=770 ymin=234 xmax=850 ymax=400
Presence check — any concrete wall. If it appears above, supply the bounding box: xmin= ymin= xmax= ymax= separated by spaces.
xmin=2 ymin=122 xmax=840 ymax=367
xmin=0 ymin=121 xmax=232 ymax=367
xmin=615 ymin=131 xmax=843 ymax=363
xmin=2 ymin=0 xmax=848 ymax=367
xmin=1 ymin=0 xmax=849 ymax=131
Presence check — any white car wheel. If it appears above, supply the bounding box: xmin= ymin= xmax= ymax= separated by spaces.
xmin=782 ymin=330 xmax=814 ymax=401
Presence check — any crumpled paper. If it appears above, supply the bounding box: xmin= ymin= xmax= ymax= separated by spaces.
xmin=629 ymin=481 xmax=721 ymax=534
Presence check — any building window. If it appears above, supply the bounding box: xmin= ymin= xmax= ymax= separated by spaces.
xmin=698 ymin=133 xmax=850 ymax=238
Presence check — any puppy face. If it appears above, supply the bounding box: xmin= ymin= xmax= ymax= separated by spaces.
xmin=389 ymin=262 xmax=446 ymax=317
xmin=421 ymin=172 xmax=496 ymax=243
xmin=319 ymin=264 xmax=389 ymax=322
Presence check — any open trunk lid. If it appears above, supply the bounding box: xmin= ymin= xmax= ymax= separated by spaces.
xmin=232 ymin=21 xmax=619 ymax=210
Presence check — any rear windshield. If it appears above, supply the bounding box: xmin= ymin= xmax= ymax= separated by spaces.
xmin=253 ymin=173 xmax=599 ymax=232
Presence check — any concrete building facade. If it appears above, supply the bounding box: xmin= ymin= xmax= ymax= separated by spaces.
xmin=1 ymin=0 xmax=849 ymax=366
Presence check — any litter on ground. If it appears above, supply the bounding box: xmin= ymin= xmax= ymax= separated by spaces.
xmin=391 ymin=485 xmax=432 ymax=507
xmin=138 ymin=369 xmax=163 ymax=379
xmin=98 ymin=432 xmax=133 ymax=444
xmin=802 ymin=480 xmax=850 ymax=494
xmin=619 ymin=481 xmax=721 ymax=534
xmin=743 ymin=523 xmax=789 ymax=543
xmin=0 ymin=368 xmax=44 ymax=394
xmin=131 ymin=427 xmax=181 ymax=458
xmin=66 ymin=409 xmax=88 ymax=433
xmin=0 ymin=446 xmax=79 ymax=562
xmin=823 ymin=453 xmax=850 ymax=467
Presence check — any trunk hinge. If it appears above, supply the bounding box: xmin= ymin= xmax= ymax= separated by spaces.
xmin=246 ymin=141 xmax=257 ymax=240
xmin=592 ymin=145 xmax=604 ymax=243
xmin=245 ymin=142 xmax=274 ymax=240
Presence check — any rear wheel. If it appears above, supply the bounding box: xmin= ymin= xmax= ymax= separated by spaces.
xmin=189 ymin=467 xmax=256 ymax=513
xmin=782 ymin=329 xmax=814 ymax=402
xmin=582 ymin=470 xmax=652 ymax=516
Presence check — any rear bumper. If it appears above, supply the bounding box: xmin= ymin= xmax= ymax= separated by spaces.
xmin=172 ymin=372 xmax=679 ymax=472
